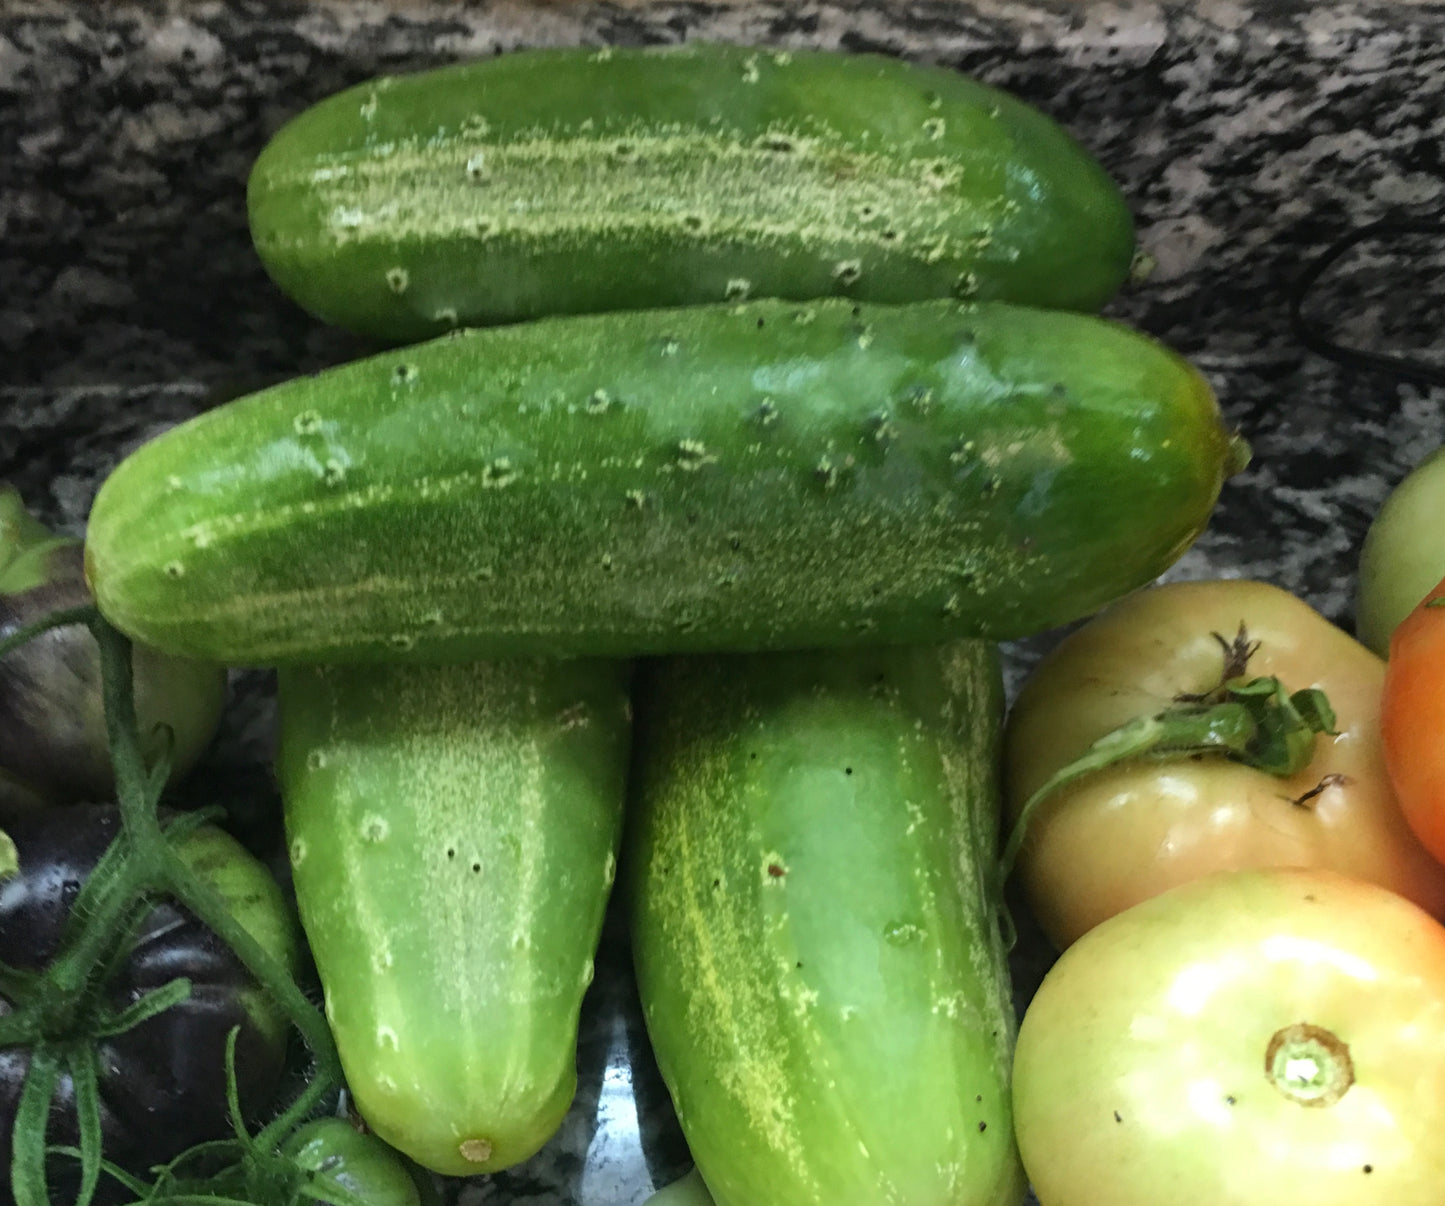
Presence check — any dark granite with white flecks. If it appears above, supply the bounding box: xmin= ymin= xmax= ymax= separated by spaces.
xmin=2 ymin=0 xmax=1443 ymax=1203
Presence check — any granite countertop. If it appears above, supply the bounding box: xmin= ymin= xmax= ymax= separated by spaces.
xmin=3 ymin=1 xmax=1443 ymax=1204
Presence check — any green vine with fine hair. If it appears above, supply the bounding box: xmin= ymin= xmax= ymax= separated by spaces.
xmin=0 ymin=608 xmax=348 ymax=1205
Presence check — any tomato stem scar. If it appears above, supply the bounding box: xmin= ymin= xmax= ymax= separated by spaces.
xmin=1265 ymin=1022 xmax=1354 ymax=1107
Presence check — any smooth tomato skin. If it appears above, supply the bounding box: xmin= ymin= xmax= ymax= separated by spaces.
xmin=1004 ymin=579 xmax=1445 ymax=949
xmin=283 ymin=1117 xmax=424 ymax=1206
xmin=1012 ymin=867 xmax=1445 ymax=1206
xmin=1356 ymin=445 xmax=1445 ymax=657
xmin=1381 ymin=574 xmax=1445 ymax=865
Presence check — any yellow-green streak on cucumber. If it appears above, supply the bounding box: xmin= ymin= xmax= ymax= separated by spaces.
xmin=274 ymin=657 xmax=632 ymax=1176
xmin=84 ymin=298 xmax=1238 ymax=666
xmin=627 ymin=642 xmax=1025 ymax=1206
xmin=247 ymin=43 xmax=1135 ymax=341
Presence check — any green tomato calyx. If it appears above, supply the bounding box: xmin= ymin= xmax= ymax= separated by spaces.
xmin=1266 ymin=1022 xmax=1354 ymax=1107
xmin=999 ymin=624 xmax=1338 ymax=887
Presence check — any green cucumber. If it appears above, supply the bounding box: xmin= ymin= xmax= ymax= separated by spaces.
xmin=274 ymin=656 xmax=632 ymax=1176
xmin=627 ymin=641 xmax=1024 ymax=1206
xmin=247 ymin=43 xmax=1135 ymax=341
xmin=84 ymin=298 xmax=1241 ymax=666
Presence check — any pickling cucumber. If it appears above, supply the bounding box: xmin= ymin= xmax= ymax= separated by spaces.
xmin=274 ymin=657 xmax=632 ymax=1176
xmin=84 ymin=298 xmax=1242 ymax=666
xmin=627 ymin=641 xmax=1025 ymax=1206
xmin=247 ymin=43 xmax=1135 ymax=341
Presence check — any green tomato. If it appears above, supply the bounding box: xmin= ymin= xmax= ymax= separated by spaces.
xmin=1356 ymin=445 xmax=1445 ymax=656
xmin=1012 ymin=867 xmax=1445 ymax=1206
xmin=283 ymin=1117 xmax=425 ymax=1206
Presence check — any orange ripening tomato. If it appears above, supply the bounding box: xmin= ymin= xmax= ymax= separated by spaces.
xmin=1381 ymin=573 xmax=1445 ymax=866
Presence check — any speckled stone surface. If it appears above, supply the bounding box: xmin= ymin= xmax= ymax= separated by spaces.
xmin=3 ymin=1 xmax=1444 ymax=1203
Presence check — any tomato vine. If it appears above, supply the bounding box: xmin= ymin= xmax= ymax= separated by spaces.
xmin=0 ymin=610 xmax=345 ymax=1205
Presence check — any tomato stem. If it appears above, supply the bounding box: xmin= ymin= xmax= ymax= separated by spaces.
xmin=1000 ymin=643 xmax=1338 ymax=886
xmin=2 ymin=611 xmax=344 ymax=1203
xmin=10 ymin=1044 xmax=62 ymax=1206
xmin=0 ymin=602 xmax=99 ymax=660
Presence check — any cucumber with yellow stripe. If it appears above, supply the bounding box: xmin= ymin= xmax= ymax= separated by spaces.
xmin=246 ymin=43 xmax=1135 ymax=342
xmin=274 ymin=655 xmax=632 ymax=1176
xmin=83 ymin=298 xmax=1243 ymax=666
xmin=627 ymin=641 xmax=1025 ymax=1206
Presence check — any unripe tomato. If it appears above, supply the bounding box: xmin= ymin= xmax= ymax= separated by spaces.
xmin=1013 ymin=868 xmax=1445 ymax=1206
xmin=1005 ymin=579 xmax=1445 ymax=949
xmin=1356 ymin=445 xmax=1445 ymax=656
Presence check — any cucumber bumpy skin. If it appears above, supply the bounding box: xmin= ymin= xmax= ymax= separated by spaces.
xmin=83 ymin=298 xmax=1240 ymax=667
xmin=275 ymin=656 xmax=632 ymax=1177
xmin=247 ymin=42 xmax=1136 ymax=342
xmin=627 ymin=642 xmax=1025 ymax=1206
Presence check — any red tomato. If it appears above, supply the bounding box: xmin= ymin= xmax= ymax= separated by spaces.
xmin=1381 ymin=573 xmax=1445 ymax=864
